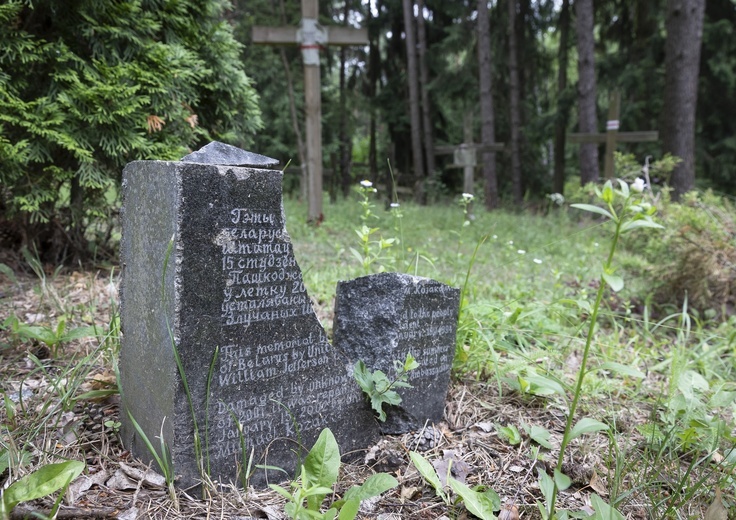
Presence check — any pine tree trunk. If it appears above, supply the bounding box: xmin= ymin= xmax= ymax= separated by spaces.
xmin=368 ymin=0 xmax=380 ymax=184
xmin=553 ymin=0 xmax=570 ymax=195
xmin=338 ymin=1 xmax=351 ymax=198
xmin=402 ymin=0 xmax=426 ymax=203
xmin=663 ymin=0 xmax=705 ymax=199
xmin=477 ymin=0 xmax=499 ymax=209
xmin=575 ymin=0 xmax=599 ymax=184
xmin=276 ymin=0 xmax=307 ymax=201
xmin=508 ymin=0 xmax=523 ymax=206
xmin=416 ymin=0 xmax=435 ymax=179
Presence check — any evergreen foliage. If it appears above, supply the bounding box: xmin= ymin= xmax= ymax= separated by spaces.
xmin=0 ymin=0 xmax=262 ymax=260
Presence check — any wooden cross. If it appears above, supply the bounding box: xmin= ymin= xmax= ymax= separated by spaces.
xmin=252 ymin=0 xmax=368 ymax=222
xmin=568 ymin=91 xmax=658 ymax=179
xmin=435 ymin=113 xmax=503 ymax=216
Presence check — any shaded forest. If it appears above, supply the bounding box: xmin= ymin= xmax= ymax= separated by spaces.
xmin=1 ymin=0 xmax=734 ymax=260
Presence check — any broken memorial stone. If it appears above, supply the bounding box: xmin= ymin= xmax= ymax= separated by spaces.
xmin=333 ymin=273 xmax=460 ymax=434
xmin=119 ymin=142 xmax=378 ymax=489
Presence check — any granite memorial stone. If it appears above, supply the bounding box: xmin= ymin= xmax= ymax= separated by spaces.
xmin=119 ymin=142 xmax=378 ymax=489
xmin=333 ymin=273 xmax=461 ymax=434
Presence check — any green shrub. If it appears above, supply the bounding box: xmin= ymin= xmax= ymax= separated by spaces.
xmin=0 ymin=0 xmax=262 ymax=261
xmin=623 ymin=189 xmax=736 ymax=314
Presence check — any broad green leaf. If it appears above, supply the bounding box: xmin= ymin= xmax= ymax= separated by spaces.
xmin=269 ymin=483 xmax=294 ymax=501
xmin=2 ymin=460 xmax=85 ymax=513
xmin=620 ymin=219 xmax=664 ymax=233
xmin=322 ymin=507 xmax=338 ymax=520
xmin=343 ymin=473 xmax=398 ymax=503
xmin=303 ymin=429 xmax=340 ymax=510
xmin=601 ymin=181 xmax=614 ymax=204
xmin=61 ymin=325 xmax=98 ymax=341
xmin=337 ymin=498 xmax=360 ymax=520
xmin=616 ymin=179 xmax=630 ymax=198
xmin=352 ymin=361 xmax=373 ymax=394
xmin=495 ymin=424 xmax=521 ymax=445
xmin=569 ymin=418 xmax=609 ymax=441
xmin=570 ymin=204 xmax=614 ymax=220
xmin=409 ymin=452 xmax=445 ymax=499
xmin=0 ymin=263 xmax=18 ymax=283
xmin=538 ymin=470 xmax=555 ymax=506
xmin=528 ymin=425 xmax=553 ymax=450
xmin=403 ymin=353 xmax=419 ymax=372
xmin=554 ymin=469 xmax=572 ymax=491
xmin=590 ymin=494 xmax=624 ymax=520
xmin=602 ymin=272 xmax=624 ymax=292
xmin=449 ymin=477 xmax=499 ymax=519
xmin=348 ymin=248 xmax=365 ymax=265
xmin=524 ymin=373 xmax=566 ymax=397
xmin=20 ymin=326 xmax=58 ymax=346
xmin=598 ymin=362 xmax=645 ymax=379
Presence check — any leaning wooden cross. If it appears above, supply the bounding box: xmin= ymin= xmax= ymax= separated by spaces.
xmin=252 ymin=0 xmax=368 ymax=223
xmin=569 ymin=90 xmax=658 ymax=179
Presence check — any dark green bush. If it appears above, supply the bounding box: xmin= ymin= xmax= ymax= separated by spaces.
xmin=0 ymin=0 xmax=262 ymax=262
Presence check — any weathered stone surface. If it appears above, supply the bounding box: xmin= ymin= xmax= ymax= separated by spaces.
xmin=120 ymin=143 xmax=377 ymax=489
xmin=180 ymin=141 xmax=280 ymax=168
xmin=333 ymin=273 xmax=460 ymax=434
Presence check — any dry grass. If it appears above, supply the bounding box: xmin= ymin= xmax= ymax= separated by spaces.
xmin=0 ymin=270 xmax=730 ymax=519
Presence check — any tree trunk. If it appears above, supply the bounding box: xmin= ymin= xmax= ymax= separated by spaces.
xmin=277 ymin=0 xmax=307 ymax=201
xmin=575 ymin=0 xmax=599 ymax=184
xmin=662 ymin=0 xmax=705 ymax=199
xmin=339 ymin=0 xmax=351 ymax=198
xmin=402 ymin=0 xmax=426 ymax=203
xmin=553 ymin=0 xmax=571 ymax=195
xmin=416 ymin=0 xmax=435 ymax=179
xmin=508 ymin=0 xmax=523 ymax=206
xmin=368 ymin=0 xmax=380 ymax=184
xmin=477 ymin=0 xmax=499 ymax=209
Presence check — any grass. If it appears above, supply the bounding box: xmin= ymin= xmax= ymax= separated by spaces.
xmin=0 ymin=188 xmax=734 ymax=518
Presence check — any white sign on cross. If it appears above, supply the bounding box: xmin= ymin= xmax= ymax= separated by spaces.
xmin=253 ymin=0 xmax=368 ymax=223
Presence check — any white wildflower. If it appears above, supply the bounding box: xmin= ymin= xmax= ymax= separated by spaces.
xmin=631 ymin=177 xmax=646 ymax=193
xmin=547 ymin=193 xmax=565 ymax=205
xmin=517 ymin=249 xmax=526 ymax=255
xmin=360 ymin=180 xmax=373 ymax=187
xmin=390 ymin=202 xmax=400 ymax=208
xmin=461 ymin=193 xmax=474 ymax=202
xmin=533 ymin=258 xmax=543 ymax=264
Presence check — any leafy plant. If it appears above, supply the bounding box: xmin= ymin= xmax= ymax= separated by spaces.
xmin=353 ymin=353 xmax=419 ymax=421
xmin=3 ymin=315 xmax=98 ymax=357
xmin=409 ymin=451 xmax=500 ymax=518
xmin=536 ymin=177 xmax=664 ymax=519
xmin=270 ymin=429 xmax=397 ymax=520
xmin=349 ymin=180 xmax=397 ymax=274
xmin=0 ymin=460 xmax=85 ymax=520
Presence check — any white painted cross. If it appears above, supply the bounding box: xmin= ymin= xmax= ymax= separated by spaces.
xmin=253 ymin=0 xmax=368 ymax=223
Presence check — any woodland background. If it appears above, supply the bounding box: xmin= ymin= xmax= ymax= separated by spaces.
xmin=0 ymin=0 xmax=733 ymax=262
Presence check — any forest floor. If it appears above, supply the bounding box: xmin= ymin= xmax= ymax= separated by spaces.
xmin=0 ymin=267 xmax=723 ymax=520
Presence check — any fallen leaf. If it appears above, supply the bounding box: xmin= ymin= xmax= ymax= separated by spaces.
xmin=119 ymin=462 xmax=166 ymax=489
xmin=106 ymin=469 xmax=137 ymax=490
xmin=67 ymin=470 xmax=109 ymax=503
xmin=589 ymin=469 xmax=608 ymax=496
xmin=475 ymin=421 xmax=493 ymax=432
xmin=400 ymin=486 xmax=419 ymax=501
xmin=498 ymin=504 xmax=520 ymax=520
xmin=117 ymin=507 xmax=139 ymax=520
xmin=704 ymin=487 xmax=728 ymax=520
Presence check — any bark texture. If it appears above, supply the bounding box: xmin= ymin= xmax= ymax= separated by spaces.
xmin=402 ymin=0 xmax=426 ymax=202
xmin=575 ymin=0 xmax=599 ymax=184
xmin=553 ymin=0 xmax=570 ymax=195
xmin=478 ymin=0 xmax=499 ymax=209
xmin=662 ymin=0 xmax=705 ymax=199
xmin=508 ymin=0 xmax=523 ymax=205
